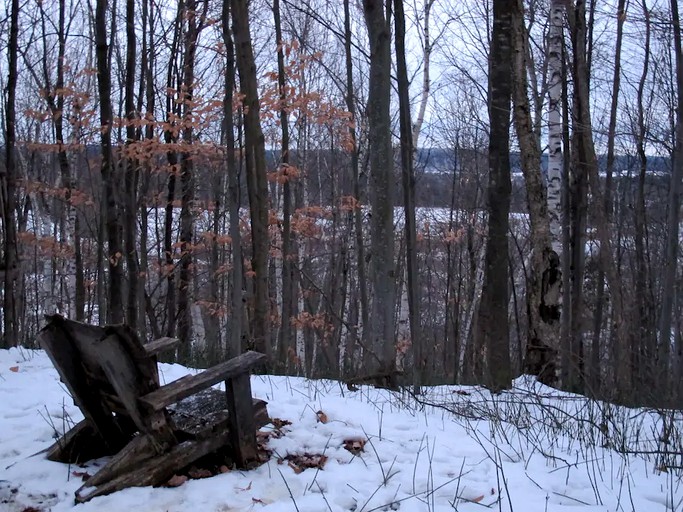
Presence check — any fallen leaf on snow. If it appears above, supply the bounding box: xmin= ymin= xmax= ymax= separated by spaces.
xmin=188 ymin=467 xmax=213 ymax=479
xmin=316 ymin=410 xmax=328 ymax=423
xmin=343 ymin=438 xmax=366 ymax=455
xmin=284 ymin=453 xmax=328 ymax=473
xmin=9 ymin=366 xmax=19 ymax=373
xmin=271 ymin=418 xmax=292 ymax=429
xmin=165 ymin=474 xmax=188 ymax=487
xmin=71 ymin=470 xmax=92 ymax=481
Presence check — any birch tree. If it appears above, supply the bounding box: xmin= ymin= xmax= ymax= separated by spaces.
xmin=511 ymin=0 xmax=561 ymax=386
xmin=547 ymin=0 xmax=564 ymax=255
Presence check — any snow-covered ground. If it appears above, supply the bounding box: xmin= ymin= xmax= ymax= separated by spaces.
xmin=1 ymin=347 xmax=681 ymax=512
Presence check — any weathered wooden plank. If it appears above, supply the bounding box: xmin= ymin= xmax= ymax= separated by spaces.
xmin=75 ymin=432 xmax=231 ymax=503
xmin=85 ymin=434 xmax=157 ymax=487
xmin=225 ymin=373 xmax=258 ymax=467
xmin=106 ymin=325 xmax=159 ymax=388
xmin=44 ymin=419 xmax=116 ymax=464
xmin=253 ymin=399 xmax=269 ymax=429
xmin=96 ymin=334 xmax=153 ymax=433
xmin=169 ymin=389 xmax=269 ymax=439
xmin=143 ymin=337 xmax=181 ymax=358
xmin=139 ymin=351 xmax=267 ymax=412
xmin=37 ymin=320 xmax=127 ymax=449
xmin=95 ymin=333 xmax=176 ymax=446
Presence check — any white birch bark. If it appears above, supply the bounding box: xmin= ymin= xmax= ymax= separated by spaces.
xmin=547 ymin=0 xmax=564 ymax=255
xmin=412 ymin=0 xmax=433 ymax=148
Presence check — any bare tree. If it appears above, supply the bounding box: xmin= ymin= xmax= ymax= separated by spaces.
xmin=222 ymin=1 xmax=243 ymax=360
xmin=511 ymin=0 xmax=561 ymax=387
xmin=273 ymin=0 xmax=295 ymax=371
xmin=394 ymin=0 xmax=421 ymax=391
xmin=123 ymin=0 xmax=139 ymax=331
xmin=1 ymin=0 xmax=20 ymax=347
xmin=590 ymin=0 xmax=626 ymax=396
xmin=363 ymin=0 xmax=396 ymax=384
xmin=232 ymin=0 xmax=271 ymax=357
xmin=95 ymin=0 xmax=123 ymax=324
xmin=476 ymin=0 xmax=513 ymax=391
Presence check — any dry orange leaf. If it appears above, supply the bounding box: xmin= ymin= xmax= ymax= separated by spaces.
xmin=343 ymin=438 xmax=366 ymax=455
xmin=316 ymin=410 xmax=328 ymax=424
xmin=472 ymin=495 xmax=484 ymax=503
xmin=9 ymin=366 xmax=18 ymax=373
xmin=71 ymin=470 xmax=92 ymax=481
xmin=288 ymin=461 xmax=304 ymax=474
xmin=166 ymin=474 xmax=188 ymax=487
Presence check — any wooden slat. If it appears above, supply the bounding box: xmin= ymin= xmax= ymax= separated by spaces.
xmin=43 ymin=419 xmax=117 ymax=464
xmin=37 ymin=320 xmax=127 ymax=449
xmin=76 ymin=432 xmax=231 ymax=503
xmin=106 ymin=325 xmax=160 ymax=387
xmin=85 ymin=434 xmax=157 ymax=487
xmin=143 ymin=337 xmax=181 ymax=357
xmin=226 ymin=373 xmax=258 ymax=466
xmin=96 ymin=334 xmax=153 ymax=433
xmin=96 ymin=334 xmax=176 ymax=447
xmin=139 ymin=351 xmax=267 ymax=412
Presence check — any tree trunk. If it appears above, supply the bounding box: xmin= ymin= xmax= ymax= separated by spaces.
xmin=570 ymin=0 xmax=630 ymax=401
xmin=659 ymin=0 xmax=683 ymax=405
xmin=547 ymin=0 xmax=564 ymax=258
xmin=344 ymin=0 xmax=368 ymax=372
xmin=411 ymin=0 xmax=433 ymax=148
xmin=510 ymin=0 xmax=562 ymax=387
xmin=633 ymin=0 xmax=655 ymax=391
xmin=221 ymin=2 xmax=243 ymax=360
xmin=95 ymin=0 xmax=123 ymax=324
xmin=590 ymin=0 xmax=626 ymax=397
xmin=476 ymin=0 xmax=513 ymax=392
xmin=176 ymin=0 xmax=207 ymax=362
xmin=1 ymin=0 xmax=20 ymax=347
xmin=394 ymin=0 xmax=422 ymax=392
xmin=273 ymin=0 xmax=295 ymax=372
xmin=124 ymin=0 xmax=139 ymax=331
xmin=231 ymin=0 xmax=271 ymax=358
xmin=363 ymin=0 xmax=396 ymax=384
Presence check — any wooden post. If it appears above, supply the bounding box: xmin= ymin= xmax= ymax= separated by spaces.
xmin=225 ymin=373 xmax=258 ymax=466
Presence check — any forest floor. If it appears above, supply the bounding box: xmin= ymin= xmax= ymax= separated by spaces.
xmin=1 ymin=346 xmax=681 ymax=511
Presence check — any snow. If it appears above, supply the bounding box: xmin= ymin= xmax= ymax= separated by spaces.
xmin=1 ymin=347 xmax=681 ymax=512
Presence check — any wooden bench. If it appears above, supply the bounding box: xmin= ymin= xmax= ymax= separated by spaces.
xmin=37 ymin=314 xmax=268 ymax=503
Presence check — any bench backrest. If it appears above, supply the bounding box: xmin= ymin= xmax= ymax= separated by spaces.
xmin=37 ymin=315 xmax=170 ymax=445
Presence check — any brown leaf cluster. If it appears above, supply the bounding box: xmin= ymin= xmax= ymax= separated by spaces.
xmin=281 ymin=453 xmax=328 ymax=474
xmin=342 ymin=438 xmax=366 ymax=456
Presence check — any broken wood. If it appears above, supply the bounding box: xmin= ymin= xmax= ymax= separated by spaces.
xmin=226 ymin=373 xmax=258 ymax=466
xmin=37 ymin=321 xmax=131 ymax=450
xmin=76 ymin=432 xmax=231 ymax=503
xmin=139 ymin=351 xmax=267 ymax=412
xmin=44 ymin=419 xmax=113 ymax=464
xmin=143 ymin=336 xmax=181 ymax=357
xmin=37 ymin=315 xmax=269 ymax=503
